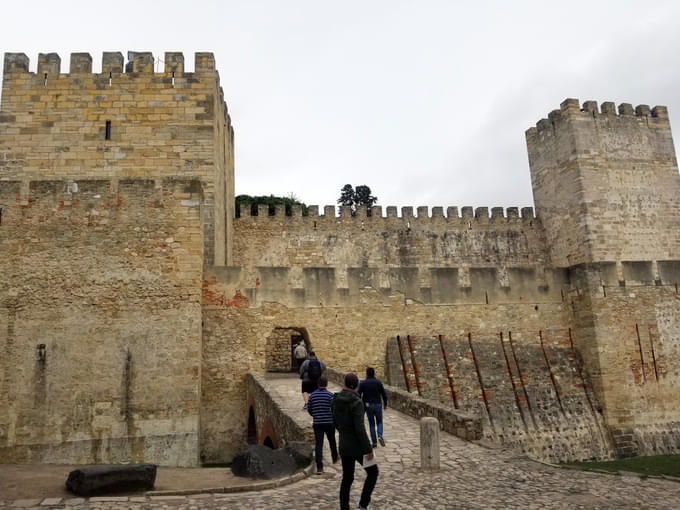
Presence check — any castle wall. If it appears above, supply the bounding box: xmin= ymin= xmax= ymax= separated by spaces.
xmin=0 ymin=178 xmax=204 ymax=466
xmin=2 ymin=48 xmax=680 ymax=468
xmin=385 ymin=331 xmax=612 ymax=463
xmin=0 ymin=51 xmax=234 ymax=265
xmin=571 ymin=284 xmax=680 ymax=457
xmin=233 ymin=205 xmax=547 ymax=283
xmin=199 ymin=264 xmax=573 ymax=462
xmin=527 ymin=99 xmax=680 ymax=267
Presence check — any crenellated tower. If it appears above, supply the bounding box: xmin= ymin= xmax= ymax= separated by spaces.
xmin=526 ymin=98 xmax=680 ymax=270
xmin=1 ymin=51 xmax=235 ymax=265
xmin=527 ymin=99 xmax=680 ymax=458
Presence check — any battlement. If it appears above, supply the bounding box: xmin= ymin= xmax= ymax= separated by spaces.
xmin=526 ymin=98 xmax=670 ymax=137
xmin=3 ymin=51 xmax=217 ymax=77
xmin=204 ymin=259 xmax=680 ymax=312
xmin=237 ymin=204 xmax=535 ymax=223
xmin=204 ymin=264 xmax=569 ymax=308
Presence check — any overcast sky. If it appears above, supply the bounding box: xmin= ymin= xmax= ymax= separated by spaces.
xmin=2 ymin=1 xmax=679 ymax=210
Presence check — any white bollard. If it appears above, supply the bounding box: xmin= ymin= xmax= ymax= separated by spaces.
xmin=420 ymin=416 xmax=440 ymax=471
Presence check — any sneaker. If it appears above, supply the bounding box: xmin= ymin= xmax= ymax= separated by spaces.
xmin=378 ymin=436 xmax=385 ymax=447
xmin=358 ymin=505 xmax=368 ymax=509
xmin=316 ymin=468 xmax=324 ymax=475
xmin=372 ymin=443 xmax=377 ymax=448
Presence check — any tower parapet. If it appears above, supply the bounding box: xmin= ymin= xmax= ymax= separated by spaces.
xmin=2 ymin=51 xmax=220 ymax=77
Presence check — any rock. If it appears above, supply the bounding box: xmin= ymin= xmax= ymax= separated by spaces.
xmin=284 ymin=441 xmax=313 ymax=469
xmin=231 ymin=444 xmax=297 ymax=479
xmin=65 ymin=464 xmax=157 ymax=496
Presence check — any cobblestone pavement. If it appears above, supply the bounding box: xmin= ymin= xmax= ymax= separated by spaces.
xmin=2 ymin=376 xmax=680 ymax=509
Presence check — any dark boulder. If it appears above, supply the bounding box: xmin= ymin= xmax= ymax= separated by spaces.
xmin=231 ymin=444 xmax=297 ymax=479
xmin=65 ymin=464 xmax=157 ymax=496
xmin=284 ymin=441 xmax=313 ymax=469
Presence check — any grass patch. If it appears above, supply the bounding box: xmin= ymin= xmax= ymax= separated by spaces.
xmin=567 ymin=455 xmax=680 ymax=477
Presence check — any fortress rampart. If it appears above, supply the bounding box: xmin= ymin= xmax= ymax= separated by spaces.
xmin=2 ymin=50 xmax=680 ymax=466
xmin=232 ymin=203 xmax=547 ymax=290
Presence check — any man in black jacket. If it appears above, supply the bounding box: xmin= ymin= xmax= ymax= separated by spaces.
xmin=358 ymin=367 xmax=388 ymax=448
xmin=332 ymin=372 xmax=379 ymax=510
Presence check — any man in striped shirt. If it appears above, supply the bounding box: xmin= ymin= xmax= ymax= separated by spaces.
xmin=307 ymin=375 xmax=339 ymax=474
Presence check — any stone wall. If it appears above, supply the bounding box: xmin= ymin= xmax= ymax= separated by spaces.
xmin=385 ymin=333 xmax=613 ymax=463
xmin=199 ymin=267 xmax=572 ymax=462
xmin=0 ymin=51 xmax=234 ymax=265
xmin=0 ymin=178 xmax=204 ymax=466
xmin=571 ymin=283 xmax=680 ymax=457
xmin=233 ymin=205 xmax=547 ymax=285
xmin=246 ymin=373 xmax=313 ymax=448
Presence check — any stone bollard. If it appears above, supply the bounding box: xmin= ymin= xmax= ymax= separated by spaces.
xmin=420 ymin=417 xmax=440 ymax=471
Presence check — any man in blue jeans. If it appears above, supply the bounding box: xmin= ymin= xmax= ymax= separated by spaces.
xmin=358 ymin=367 xmax=388 ymax=448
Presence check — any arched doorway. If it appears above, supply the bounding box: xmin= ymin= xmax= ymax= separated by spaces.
xmin=265 ymin=327 xmax=311 ymax=373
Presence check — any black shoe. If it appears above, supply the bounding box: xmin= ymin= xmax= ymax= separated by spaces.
xmin=378 ymin=436 xmax=385 ymax=447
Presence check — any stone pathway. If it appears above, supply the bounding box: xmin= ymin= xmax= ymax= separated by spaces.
xmin=2 ymin=375 xmax=680 ymax=509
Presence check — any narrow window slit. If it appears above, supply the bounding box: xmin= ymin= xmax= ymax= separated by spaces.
xmin=44 ymin=73 xmax=48 ymax=86
xmin=108 ymin=72 xmax=112 ymax=86
xmin=105 ymin=120 xmax=111 ymax=140
xmin=0 ymin=208 xmax=3 ymax=226
xmin=172 ymin=71 xmax=175 ymax=86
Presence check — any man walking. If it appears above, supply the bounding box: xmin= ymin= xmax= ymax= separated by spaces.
xmin=358 ymin=367 xmax=388 ymax=448
xmin=293 ymin=340 xmax=307 ymax=371
xmin=332 ymin=372 xmax=378 ymax=510
xmin=299 ymin=351 xmax=326 ymax=408
xmin=307 ymin=375 xmax=339 ymax=474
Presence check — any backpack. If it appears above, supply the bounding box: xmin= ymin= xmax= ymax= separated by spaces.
xmin=307 ymin=359 xmax=322 ymax=381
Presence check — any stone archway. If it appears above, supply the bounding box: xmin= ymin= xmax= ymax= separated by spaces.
xmin=265 ymin=327 xmax=311 ymax=372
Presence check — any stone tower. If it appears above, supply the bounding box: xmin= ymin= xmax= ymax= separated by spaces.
xmin=1 ymin=51 xmax=235 ymax=264
xmin=526 ymin=99 xmax=680 ymax=457
xmin=526 ymin=98 xmax=680 ymax=269
xmin=0 ymin=52 xmax=234 ymax=467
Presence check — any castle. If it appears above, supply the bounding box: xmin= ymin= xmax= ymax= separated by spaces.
xmin=1 ymin=51 xmax=679 ymax=467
